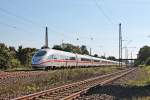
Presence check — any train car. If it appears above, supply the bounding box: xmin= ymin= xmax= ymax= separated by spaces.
xmin=77 ymin=54 xmax=92 ymax=67
xmin=32 ymin=48 xmax=120 ymax=70
xmin=32 ymin=49 xmax=77 ymax=70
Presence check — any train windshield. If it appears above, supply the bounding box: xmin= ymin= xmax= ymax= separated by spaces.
xmin=34 ymin=51 xmax=47 ymax=57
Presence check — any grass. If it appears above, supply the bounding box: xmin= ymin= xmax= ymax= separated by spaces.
xmin=4 ymin=67 xmax=33 ymax=72
xmin=125 ymin=66 xmax=150 ymax=86
xmin=0 ymin=66 xmax=121 ymax=99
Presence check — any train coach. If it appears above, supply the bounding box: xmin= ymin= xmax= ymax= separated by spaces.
xmin=32 ymin=49 xmax=121 ymax=70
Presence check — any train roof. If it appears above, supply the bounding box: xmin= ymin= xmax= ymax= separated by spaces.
xmin=44 ymin=49 xmax=76 ymax=57
xmin=39 ymin=48 xmax=119 ymax=63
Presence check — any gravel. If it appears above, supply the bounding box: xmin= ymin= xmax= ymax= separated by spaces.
xmin=78 ymin=67 xmax=150 ymax=100
xmin=0 ymin=67 xmax=121 ymax=99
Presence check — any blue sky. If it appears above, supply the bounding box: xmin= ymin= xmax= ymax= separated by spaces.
xmin=0 ymin=0 xmax=150 ymax=58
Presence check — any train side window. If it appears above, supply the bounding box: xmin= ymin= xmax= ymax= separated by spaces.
xmin=35 ymin=51 xmax=47 ymax=57
xmin=65 ymin=56 xmax=69 ymax=60
xmin=60 ymin=55 xmax=64 ymax=60
xmin=94 ymin=60 xmax=100 ymax=62
xmin=48 ymin=55 xmax=52 ymax=59
xmin=81 ymin=58 xmax=90 ymax=61
xmin=62 ymin=55 xmax=66 ymax=60
xmin=70 ymin=57 xmax=76 ymax=60
xmin=53 ymin=55 xmax=57 ymax=59
xmin=63 ymin=55 xmax=66 ymax=60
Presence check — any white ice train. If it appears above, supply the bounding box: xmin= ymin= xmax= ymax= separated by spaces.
xmin=32 ymin=49 xmax=121 ymax=70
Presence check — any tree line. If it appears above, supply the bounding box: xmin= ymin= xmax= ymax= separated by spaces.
xmin=0 ymin=43 xmax=37 ymax=69
xmin=52 ymin=43 xmax=117 ymax=61
xmin=0 ymin=42 xmax=118 ymax=70
xmin=52 ymin=43 xmax=89 ymax=55
xmin=135 ymin=45 xmax=150 ymax=66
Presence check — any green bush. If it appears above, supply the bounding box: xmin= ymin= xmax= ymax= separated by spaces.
xmin=145 ymin=57 xmax=150 ymax=65
xmin=0 ymin=49 xmax=11 ymax=69
xmin=10 ymin=59 xmax=21 ymax=68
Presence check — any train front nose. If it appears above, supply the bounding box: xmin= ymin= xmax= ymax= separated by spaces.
xmin=32 ymin=57 xmax=42 ymax=64
xmin=31 ymin=50 xmax=48 ymax=70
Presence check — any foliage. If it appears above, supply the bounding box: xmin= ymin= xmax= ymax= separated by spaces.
xmin=10 ymin=59 xmax=21 ymax=68
xmin=125 ymin=66 xmax=150 ymax=86
xmin=52 ymin=43 xmax=89 ymax=55
xmin=0 ymin=43 xmax=37 ymax=70
xmin=100 ymin=56 xmax=106 ymax=59
xmin=0 ymin=43 xmax=11 ymax=69
xmin=135 ymin=46 xmax=150 ymax=65
xmin=17 ymin=47 xmax=37 ymax=66
xmin=93 ymin=54 xmax=98 ymax=57
xmin=80 ymin=45 xmax=89 ymax=55
xmin=41 ymin=45 xmax=49 ymax=49
xmin=107 ymin=56 xmax=116 ymax=61
xmin=52 ymin=45 xmax=62 ymax=50
xmin=145 ymin=57 xmax=150 ymax=65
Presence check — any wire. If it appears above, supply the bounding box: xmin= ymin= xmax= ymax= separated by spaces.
xmin=0 ymin=6 xmax=97 ymax=47
xmin=0 ymin=7 xmax=75 ymax=40
xmin=94 ymin=0 xmax=115 ymax=25
xmin=0 ymin=21 xmax=17 ymax=29
xmin=0 ymin=7 xmax=77 ymax=39
xmin=0 ymin=7 xmax=44 ymax=28
xmin=0 ymin=20 xmax=37 ymax=34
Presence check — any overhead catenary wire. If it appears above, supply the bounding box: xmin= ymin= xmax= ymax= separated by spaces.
xmin=0 ymin=20 xmax=38 ymax=35
xmin=0 ymin=6 xmax=97 ymax=40
xmin=94 ymin=0 xmax=115 ymax=25
xmin=0 ymin=5 xmax=97 ymax=48
xmin=0 ymin=21 xmax=17 ymax=29
xmin=0 ymin=7 xmax=44 ymax=29
xmin=0 ymin=6 xmax=96 ymax=39
xmin=0 ymin=7 xmax=77 ymax=39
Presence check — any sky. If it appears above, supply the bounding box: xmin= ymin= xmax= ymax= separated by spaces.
xmin=0 ymin=0 xmax=150 ymax=59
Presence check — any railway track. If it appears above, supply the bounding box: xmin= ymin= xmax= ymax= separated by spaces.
xmin=13 ymin=68 xmax=136 ymax=100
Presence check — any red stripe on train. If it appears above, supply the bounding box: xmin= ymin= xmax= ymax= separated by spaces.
xmin=39 ymin=59 xmax=98 ymax=65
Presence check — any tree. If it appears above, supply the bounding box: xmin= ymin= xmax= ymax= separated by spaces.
xmin=0 ymin=43 xmax=11 ymax=69
xmin=17 ymin=46 xmax=23 ymax=65
xmin=41 ymin=45 xmax=49 ymax=49
xmin=93 ymin=54 xmax=98 ymax=57
xmin=0 ymin=43 xmax=38 ymax=69
xmin=145 ymin=57 xmax=150 ymax=65
xmin=136 ymin=46 xmax=150 ymax=65
xmin=100 ymin=56 xmax=106 ymax=59
xmin=107 ymin=56 xmax=116 ymax=61
xmin=16 ymin=46 xmax=37 ymax=67
xmin=53 ymin=43 xmax=79 ymax=53
xmin=62 ymin=43 xmax=73 ymax=52
xmin=80 ymin=45 xmax=89 ymax=55
xmin=9 ymin=46 xmax=16 ymax=58
xmin=52 ymin=45 xmax=62 ymax=50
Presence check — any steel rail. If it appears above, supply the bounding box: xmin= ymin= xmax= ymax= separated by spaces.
xmin=13 ymin=68 xmax=135 ymax=100
xmin=62 ymin=68 xmax=136 ymax=100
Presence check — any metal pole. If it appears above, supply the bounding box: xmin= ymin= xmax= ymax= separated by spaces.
xmin=131 ymin=52 xmax=133 ymax=66
xmin=119 ymin=23 xmax=121 ymax=67
xmin=90 ymin=48 xmax=91 ymax=56
xmin=45 ymin=26 xmax=48 ymax=48
xmin=90 ymin=37 xmax=93 ymax=56
xmin=121 ymin=26 xmax=122 ymax=67
xmin=125 ymin=46 xmax=128 ymax=66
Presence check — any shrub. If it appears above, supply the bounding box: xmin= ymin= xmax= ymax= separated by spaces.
xmin=145 ymin=57 xmax=150 ymax=65
xmin=10 ymin=59 xmax=21 ymax=68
